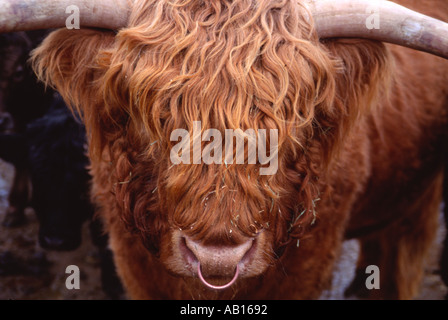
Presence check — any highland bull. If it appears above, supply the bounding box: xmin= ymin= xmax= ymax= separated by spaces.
xmin=1 ymin=0 xmax=448 ymax=299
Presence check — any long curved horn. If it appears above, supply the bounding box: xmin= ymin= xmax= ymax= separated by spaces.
xmin=0 ymin=0 xmax=129 ymax=32
xmin=1 ymin=0 xmax=447 ymax=58
xmin=307 ymin=0 xmax=448 ymax=59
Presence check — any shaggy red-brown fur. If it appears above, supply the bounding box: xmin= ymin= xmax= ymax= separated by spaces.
xmin=31 ymin=0 xmax=448 ymax=299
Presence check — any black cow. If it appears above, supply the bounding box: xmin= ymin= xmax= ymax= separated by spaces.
xmin=0 ymin=32 xmax=123 ymax=298
xmin=0 ymin=30 xmax=92 ymax=250
xmin=1 ymin=96 xmax=92 ymax=250
xmin=0 ymin=95 xmax=123 ymax=298
xmin=0 ymin=31 xmax=53 ymax=227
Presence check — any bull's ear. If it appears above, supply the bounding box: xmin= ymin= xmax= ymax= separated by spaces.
xmin=317 ymin=38 xmax=393 ymax=139
xmin=305 ymin=39 xmax=392 ymax=164
xmin=322 ymin=39 xmax=393 ymax=112
xmin=30 ymin=29 xmax=116 ymax=119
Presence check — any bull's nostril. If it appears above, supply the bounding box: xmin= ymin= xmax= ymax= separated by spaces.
xmin=240 ymin=237 xmax=257 ymax=265
xmin=179 ymin=237 xmax=198 ymax=266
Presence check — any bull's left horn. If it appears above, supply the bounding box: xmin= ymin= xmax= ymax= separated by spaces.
xmin=307 ymin=0 xmax=448 ymax=59
xmin=0 ymin=0 xmax=129 ymax=32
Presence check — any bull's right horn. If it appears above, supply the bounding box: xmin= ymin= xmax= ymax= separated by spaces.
xmin=307 ymin=0 xmax=448 ymax=59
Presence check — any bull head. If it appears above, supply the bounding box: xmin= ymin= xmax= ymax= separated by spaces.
xmin=1 ymin=0 xmax=447 ymax=297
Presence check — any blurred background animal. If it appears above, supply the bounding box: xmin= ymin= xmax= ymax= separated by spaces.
xmin=0 ymin=31 xmax=123 ymax=299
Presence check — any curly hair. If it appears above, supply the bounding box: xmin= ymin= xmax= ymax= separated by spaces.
xmin=31 ymin=0 xmax=391 ymax=255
